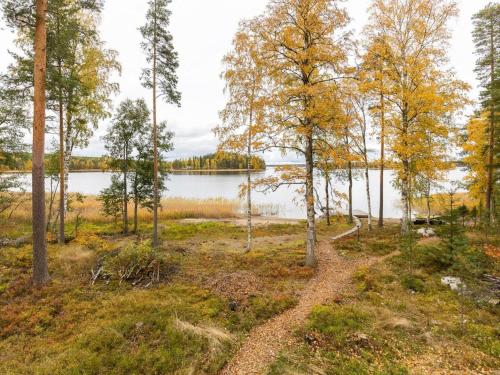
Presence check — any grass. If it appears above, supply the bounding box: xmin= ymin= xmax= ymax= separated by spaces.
xmin=0 ymin=209 xmax=352 ymax=374
xmin=268 ymin=222 xmax=500 ymax=374
xmin=1 ymin=202 xmax=498 ymax=374
xmin=1 ymin=193 xmax=278 ymax=225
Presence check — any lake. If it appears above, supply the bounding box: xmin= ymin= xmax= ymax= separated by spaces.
xmin=9 ymin=167 xmax=467 ymax=219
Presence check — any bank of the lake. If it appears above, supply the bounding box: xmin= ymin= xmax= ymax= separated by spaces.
xmin=4 ymin=167 xmax=467 ymax=219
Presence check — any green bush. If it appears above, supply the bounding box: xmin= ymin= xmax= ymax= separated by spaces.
xmin=308 ymin=305 xmax=369 ymax=345
xmin=249 ymin=295 xmax=296 ymax=320
xmin=416 ymin=244 xmax=453 ymax=272
xmin=401 ymin=275 xmax=426 ymax=293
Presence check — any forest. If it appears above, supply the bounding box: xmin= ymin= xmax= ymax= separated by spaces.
xmin=0 ymin=0 xmax=498 ymax=374
xmin=0 ymin=152 xmax=266 ymax=172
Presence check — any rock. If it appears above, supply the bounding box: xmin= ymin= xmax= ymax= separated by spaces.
xmin=350 ymin=332 xmax=370 ymax=347
xmin=229 ymin=300 xmax=239 ymax=311
xmin=441 ymin=276 xmax=465 ymax=291
xmin=487 ymin=298 xmax=499 ymax=306
xmin=304 ymin=333 xmax=317 ymax=346
xmin=417 ymin=228 xmax=436 ymax=238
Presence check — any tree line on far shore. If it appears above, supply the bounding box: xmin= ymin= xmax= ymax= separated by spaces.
xmin=0 ymin=152 xmax=267 ymax=172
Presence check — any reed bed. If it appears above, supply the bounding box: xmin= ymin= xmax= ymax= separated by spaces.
xmin=2 ymin=193 xmax=245 ymax=224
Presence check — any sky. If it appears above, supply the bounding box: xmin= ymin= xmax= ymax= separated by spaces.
xmin=0 ymin=0 xmax=494 ymax=162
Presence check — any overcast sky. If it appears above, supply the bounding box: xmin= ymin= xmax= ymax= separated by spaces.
xmin=0 ymin=0 xmax=493 ymax=161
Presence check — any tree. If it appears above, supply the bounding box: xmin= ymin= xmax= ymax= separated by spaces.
xmin=472 ymin=3 xmax=499 ymax=223
xmin=251 ymin=0 xmax=350 ymax=266
xmin=361 ymin=36 xmax=390 ymax=228
xmin=0 ymin=76 xmax=30 ymax=217
xmin=103 ymin=99 xmax=150 ymax=235
xmin=130 ymin=120 xmax=174 ymax=233
xmin=463 ymin=113 xmax=490 ymax=217
xmin=98 ymin=175 xmax=124 ymax=226
xmin=32 ymin=0 xmax=50 ymax=285
xmin=140 ymin=0 xmax=181 ymax=248
xmin=2 ymin=0 xmax=120 ymax=244
xmin=348 ymin=76 xmax=374 ymax=230
xmin=365 ymin=0 xmax=469 ymax=234
xmin=216 ymin=23 xmax=266 ymax=252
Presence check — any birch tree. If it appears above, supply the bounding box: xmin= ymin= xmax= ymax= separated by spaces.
xmin=348 ymin=78 xmax=374 ymax=230
xmin=252 ymin=0 xmax=350 ymax=266
xmin=216 ymin=24 xmax=266 ymax=252
xmin=365 ymin=0 xmax=469 ymax=234
xmin=140 ymin=0 xmax=181 ymax=248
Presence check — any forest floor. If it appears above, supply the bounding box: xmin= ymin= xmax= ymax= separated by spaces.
xmin=0 ymin=214 xmax=498 ymax=374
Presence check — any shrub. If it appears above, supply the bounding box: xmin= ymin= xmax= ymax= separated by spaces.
xmin=416 ymin=244 xmax=453 ymax=272
xmin=96 ymin=242 xmax=176 ymax=286
xmin=401 ymin=275 xmax=426 ymax=293
xmin=308 ymin=305 xmax=369 ymax=346
xmin=249 ymin=295 xmax=296 ymax=320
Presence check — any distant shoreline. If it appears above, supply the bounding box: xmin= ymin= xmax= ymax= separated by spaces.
xmin=1 ymin=168 xmax=267 ymax=174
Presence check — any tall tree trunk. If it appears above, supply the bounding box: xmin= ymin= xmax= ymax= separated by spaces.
xmin=58 ymin=80 xmax=65 ymax=244
xmin=134 ymin=197 xmax=138 ymax=234
xmin=246 ymin=111 xmax=253 ymax=253
xmin=348 ymin=160 xmax=353 ymax=224
xmin=152 ymin=0 xmax=159 ymax=248
xmin=486 ymin=16 xmax=495 ymax=223
xmin=401 ymin=161 xmax=411 ymax=235
xmin=56 ymin=16 xmax=65 ymax=245
xmin=378 ymin=93 xmax=385 ymax=227
xmin=305 ymin=135 xmax=316 ymax=267
xmin=426 ymin=180 xmax=432 ymax=226
xmin=133 ymin=174 xmax=138 ymax=234
xmin=63 ymin=113 xmax=72 ymax=212
xmin=325 ymin=173 xmax=330 ymax=226
xmin=123 ymin=145 xmax=128 ymax=235
xmin=364 ymin=163 xmax=372 ymax=231
xmin=32 ymin=0 xmax=50 ymax=286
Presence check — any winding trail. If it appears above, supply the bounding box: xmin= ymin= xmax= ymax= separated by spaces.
xmin=220 ymin=219 xmax=396 ymax=375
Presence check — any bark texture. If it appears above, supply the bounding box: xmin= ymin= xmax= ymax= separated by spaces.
xmin=32 ymin=0 xmax=50 ymax=286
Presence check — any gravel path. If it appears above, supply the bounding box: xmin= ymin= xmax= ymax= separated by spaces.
xmin=220 ymin=224 xmax=397 ymax=375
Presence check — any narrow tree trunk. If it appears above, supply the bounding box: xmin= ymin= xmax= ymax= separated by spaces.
xmin=246 ymin=111 xmax=253 ymax=253
xmin=134 ymin=197 xmax=138 ymax=234
xmin=46 ymin=178 xmax=59 ymax=233
xmin=123 ymin=145 xmax=128 ymax=235
xmin=426 ymin=180 xmax=432 ymax=226
xmin=133 ymin=174 xmax=138 ymax=234
xmin=378 ymin=93 xmax=385 ymax=227
xmin=348 ymin=160 xmax=353 ymax=224
xmin=152 ymin=0 xmax=159 ymax=248
xmin=486 ymin=17 xmax=495 ymax=223
xmin=58 ymin=76 xmax=65 ymax=245
xmin=365 ymin=163 xmax=372 ymax=231
xmin=32 ymin=0 xmax=50 ymax=286
xmin=305 ymin=135 xmax=316 ymax=267
xmin=401 ymin=161 xmax=411 ymax=235
xmin=325 ymin=173 xmax=330 ymax=226
xmin=63 ymin=119 xmax=72 ymax=211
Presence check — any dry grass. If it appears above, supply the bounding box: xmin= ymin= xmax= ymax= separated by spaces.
xmin=2 ymin=194 xmax=247 ymax=223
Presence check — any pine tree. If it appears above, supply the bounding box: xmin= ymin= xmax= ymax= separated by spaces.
xmin=472 ymin=3 xmax=500 ymax=223
xmin=140 ymin=0 xmax=181 ymax=247
xmin=103 ymin=99 xmax=150 ymax=235
xmin=32 ymin=0 xmax=50 ymax=285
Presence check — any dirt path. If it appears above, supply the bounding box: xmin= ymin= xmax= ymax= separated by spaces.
xmin=220 ymin=225 xmax=397 ymax=375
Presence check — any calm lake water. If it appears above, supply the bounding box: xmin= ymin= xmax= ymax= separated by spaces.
xmin=10 ymin=167 xmax=466 ymax=219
